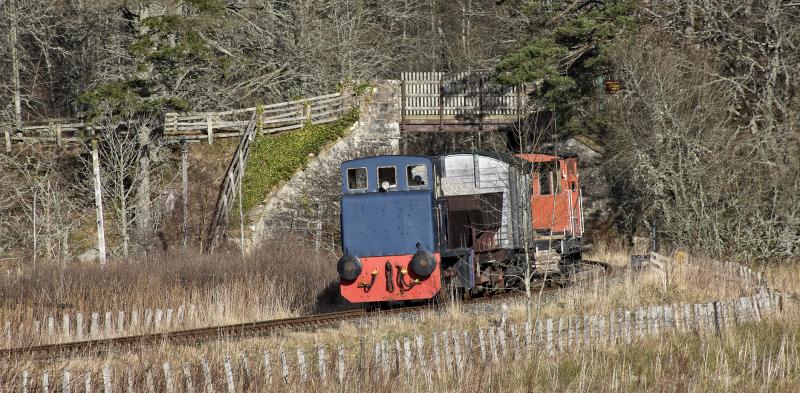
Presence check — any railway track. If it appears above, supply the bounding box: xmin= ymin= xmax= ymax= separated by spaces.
xmin=0 ymin=293 xmax=520 ymax=359
xmin=2 ymin=260 xmax=611 ymax=359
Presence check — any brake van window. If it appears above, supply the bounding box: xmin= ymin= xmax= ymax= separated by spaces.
xmin=538 ymin=171 xmax=551 ymax=195
xmin=378 ymin=167 xmax=397 ymax=191
xmin=407 ymin=165 xmax=428 ymax=187
xmin=347 ymin=168 xmax=368 ymax=190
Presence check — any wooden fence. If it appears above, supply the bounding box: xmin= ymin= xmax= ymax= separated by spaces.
xmin=2 ymin=92 xmax=357 ymax=152
xmin=163 ymin=92 xmax=356 ymax=145
xmin=1 ymin=289 xmax=789 ymax=391
xmin=400 ymin=72 xmax=528 ymax=133
xmin=3 ymin=304 xmax=198 ymax=346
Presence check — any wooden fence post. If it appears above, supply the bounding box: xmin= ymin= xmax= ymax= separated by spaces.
xmin=443 ymin=333 xmax=452 ymax=373
xmin=536 ymin=320 xmax=544 ymax=345
xmin=452 ymin=332 xmax=463 ymax=374
xmin=22 ymin=370 xmax=29 ymax=393
xmin=145 ymin=368 xmax=155 ymax=393
xmin=201 ymin=358 xmax=214 ymax=393
xmin=624 ymin=311 xmax=632 ymax=344
xmin=318 ymin=346 xmax=327 ymax=383
xmin=403 ymin=337 xmax=413 ymax=375
xmin=498 ymin=326 xmax=507 ymax=358
xmin=378 ymin=340 xmax=389 ymax=378
xmin=415 ymin=335 xmax=426 ymax=369
xmin=43 ymin=371 xmax=50 ymax=393
xmin=510 ymin=324 xmax=519 ymax=358
xmin=239 ymin=354 xmax=251 ymax=390
xmin=125 ymin=368 xmax=134 ymax=393
xmin=102 ymin=367 xmax=112 ymax=393
xmin=183 ymin=363 xmax=195 ymax=393
xmin=489 ymin=326 xmax=498 ymax=363
xmin=104 ymin=312 xmax=112 ymax=334
xmin=524 ymin=321 xmax=532 ymax=357
xmin=90 ymin=313 xmax=99 ymax=337
xmin=223 ymin=356 xmax=235 ymax=393
xmin=545 ymin=319 xmax=554 ymax=354
xmin=4 ymin=128 xmax=10 ymax=153
xmin=432 ymin=334 xmax=441 ymax=376
xmin=478 ymin=328 xmax=486 ymax=363
xmin=584 ymin=315 xmax=591 ymax=346
xmin=47 ymin=316 xmax=55 ymax=337
xmin=163 ymin=362 xmax=174 ymax=393
xmin=117 ymin=311 xmax=125 ymax=333
xmin=280 ymin=348 xmax=290 ymax=384
xmin=155 ymin=309 xmax=163 ymax=329
xmin=567 ymin=317 xmax=574 ymax=349
xmin=63 ymin=370 xmax=71 ymax=393
xmin=752 ymin=295 xmax=762 ymax=321
xmin=297 ymin=348 xmax=308 ymax=383
xmin=85 ymin=371 xmax=93 ymax=393
xmin=337 ymin=345 xmax=345 ymax=385
xmin=206 ymin=114 xmax=214 ymax=145
xmin=262 ymin=352 xmax=273 ymax=386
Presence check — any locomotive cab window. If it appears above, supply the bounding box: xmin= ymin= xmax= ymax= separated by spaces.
xmin=347 ymin=167 xmax=368 ymax=190
xmin=538 ymin=171 xmax=551 ymax=195
xmin=406 ymin=164 xmax=428 ymax=187
xmin=378 ymin=167 xmax=397 ymax=191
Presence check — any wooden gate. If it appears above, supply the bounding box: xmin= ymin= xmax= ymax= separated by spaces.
xmin=400 ymin=72 xmax=529 ymax=133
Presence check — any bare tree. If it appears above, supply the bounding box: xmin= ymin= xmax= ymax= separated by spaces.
xmin=603 ymin=28 xmax=799 ymax=260
xmin=0 ymin=147 xmax=82 ymax=266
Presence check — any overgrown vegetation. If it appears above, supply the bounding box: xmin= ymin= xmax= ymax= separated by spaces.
xmin=241 ymin=108 xmax=359 ymax=213
xmin=0 ymin=236 xmax=339 ymax=328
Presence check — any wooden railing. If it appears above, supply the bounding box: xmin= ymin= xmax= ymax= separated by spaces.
xmin=401 ymin=72 xmax=526 ymax=119
xmin=1 ymin=91 xmax=357 ymax=152
xmin=399 ymin=72 xmax=531 ymax=133
xmin=163 ymin=92 xmax=356 ymax=144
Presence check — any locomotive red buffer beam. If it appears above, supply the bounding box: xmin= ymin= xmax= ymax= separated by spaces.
xmin=339 ymin=253 xmax=441 ymax=303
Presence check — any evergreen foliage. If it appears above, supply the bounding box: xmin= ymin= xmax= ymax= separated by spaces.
xmin=79 ymin=1 xmax=226 ymax=121
xmin=495 ymin=1 xmax=635 ymax=133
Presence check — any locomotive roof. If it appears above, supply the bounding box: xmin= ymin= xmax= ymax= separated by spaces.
xmin=440 ymin=151 xmax=534 ymax=171
xmin=341 ymin=151 xmax=578 ymax=170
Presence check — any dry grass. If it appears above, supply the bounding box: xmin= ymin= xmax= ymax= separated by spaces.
xmin=0 ymin=235 xmax=341 ymax=344
xmin=3 ymin=245 xmax=799 ymax=391
xmin=2 ymin=300 xmax=798 ymax=392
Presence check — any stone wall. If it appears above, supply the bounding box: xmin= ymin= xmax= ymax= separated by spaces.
xmin=246 ymin=81 xmax=401 ymax=252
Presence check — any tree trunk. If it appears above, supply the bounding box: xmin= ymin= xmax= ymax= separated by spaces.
xmin=136 ymin=125 xmax=153 ymax=243
xmin=92 ymin=139 xmax=108 ymax=264
xmin=121 ymin=194 xmax=129 ymax=258
xmin=9 ymin=0 xmax=22 ymax=128
xmin=181 ymin=140 xmax=189 ymax=249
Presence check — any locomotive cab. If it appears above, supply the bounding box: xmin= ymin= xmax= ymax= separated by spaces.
xmin=338 ymin=156 xmax=442 ymax=303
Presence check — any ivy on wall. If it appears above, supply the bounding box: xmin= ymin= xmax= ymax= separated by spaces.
xmin=240 ymin=108 xmax=360 ymax=213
